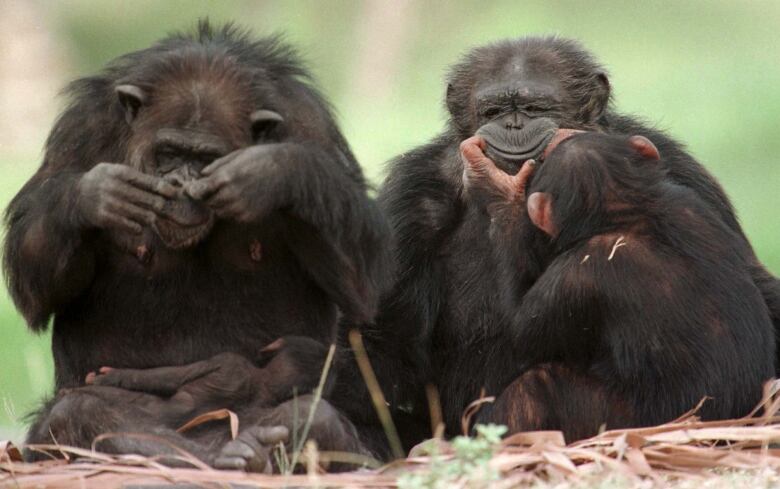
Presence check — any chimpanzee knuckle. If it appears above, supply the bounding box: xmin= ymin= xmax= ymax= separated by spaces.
xmin=95 ymin=201 xmax=110 ymax=219
xmin=93 ymin=162 xmax=113 ymax=175
xmin=150 ymin=196 xmax=166 ymax=212
xmin=115 ymin=165 xmax=134 ymax=178
xmin=102 ymin=164 xmax=123 ymax=179
xmin=98 ymin=179 xmax=119 ymax=197
xmin=215 ymin=173 xmax=232 ymax=188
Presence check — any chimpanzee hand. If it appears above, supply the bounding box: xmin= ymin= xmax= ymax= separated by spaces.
xmin=76 ymin=163 xmax=179 ymax=234
xmin=214 ymin=425 xmax=290 ymax=473
xmin=461 ymin=136 xmax=536 ymax=212
xmin=184 ymin=144 xmax=292 ymax=223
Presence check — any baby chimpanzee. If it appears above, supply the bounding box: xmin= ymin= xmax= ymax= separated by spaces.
xmin=83 ymin=336 xmax=329 ymax=426
xmin=461 ymin=132 xmax=774 ymax=441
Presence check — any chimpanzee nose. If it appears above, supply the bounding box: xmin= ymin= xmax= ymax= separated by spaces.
xmin=503 ymin=112 xmax=525 ymax=130
xmin=163 ymin=164 xmax=200 ymax=187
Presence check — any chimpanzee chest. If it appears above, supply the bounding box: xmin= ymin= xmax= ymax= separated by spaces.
xmin=438 ymin=209 xmax=507 ymax=341
xmin=51 ymin=214 xmax=337 ymax=388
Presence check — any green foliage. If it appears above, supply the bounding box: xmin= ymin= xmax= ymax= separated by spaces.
xmin=397 ymin=424 xmax=507 ymax=489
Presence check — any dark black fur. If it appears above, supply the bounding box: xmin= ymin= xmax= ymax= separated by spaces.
xmin=355 ymin=37 xmax=779 ymax=440
xmin=473 ymin=133 xmax=774 ymax=440
xmin=3 ymin=21 xmax=388 ymax=468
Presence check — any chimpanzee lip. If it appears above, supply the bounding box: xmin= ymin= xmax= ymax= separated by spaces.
xmin=482 ymin=131 xmax=556 ymax=162
xmin=476 ymin=118 xmax=559 ymax=163
xmin=152 ymin=211 xmax=214 ymax=250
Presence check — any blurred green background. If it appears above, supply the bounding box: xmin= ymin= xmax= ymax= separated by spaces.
xmin=0 ymin=0 xmax=778 ymax=440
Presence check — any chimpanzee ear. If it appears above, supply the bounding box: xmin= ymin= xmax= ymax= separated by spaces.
xmin=527 ymin=192 xmax=556 ymax=236
xmin=628 ymin=135 xmax=660 ymax=160
xmin=250 ymin=109 xmax=284 ymax=142
xmin=445 ymin=83 xmax=456 ymax=115
xmin=582 ymin=72 xmax=610 ymax=122
xmin=115 ymin=84 xmax=147 ymax=125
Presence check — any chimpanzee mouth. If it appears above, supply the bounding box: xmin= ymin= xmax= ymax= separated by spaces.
xmin=152 ymin=197 xmax=215 ymax=250
xmin=477 ymin=118 xmax=559 ymax=164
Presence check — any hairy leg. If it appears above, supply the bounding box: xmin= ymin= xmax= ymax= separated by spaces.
xmin=24 ymin=386 xmax=224 ymax=466
xmin=478 ymin=363 xmax=635 ymax=443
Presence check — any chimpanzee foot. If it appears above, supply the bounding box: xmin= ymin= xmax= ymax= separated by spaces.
xmin=213 ymin=425 xmax=289 ymax=473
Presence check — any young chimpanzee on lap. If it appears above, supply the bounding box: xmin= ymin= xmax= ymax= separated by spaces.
xmin=78 ymin=336 xmax=332 ymax=471
xmin=86 ymin=336 xmax=328 ymax=417
xmin=461 ymin=132 xmax=775 ymax=442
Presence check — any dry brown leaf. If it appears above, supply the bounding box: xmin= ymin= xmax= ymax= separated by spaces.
xmin=625 ymin=447 xmax=653 ymax=475
xmin=0 ymin=440 xmax=22 ymax=463
xmin=503 ymin=430 xmax=565 ymax=448
xmin=176 ymin=408 xmax=239 ymax=439
xmin=541 ymin=450 xmax=579 ymax=474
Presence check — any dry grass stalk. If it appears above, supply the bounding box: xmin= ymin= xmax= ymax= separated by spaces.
xmin=4 ymin=381 xmax=780 ymax=488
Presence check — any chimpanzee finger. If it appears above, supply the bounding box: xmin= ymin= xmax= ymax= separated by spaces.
xmin=118 ymin=168 xmax=178 ymax=198
xmin=115 ymin=201 xmax=157 ymax=228
xmin=114 ymin=183 xmax=168 ymax=214
xmin=254 ymin=426 xmax=289 ymax=445
xmin=184 ymin=173 xmax=228 ymax=201
xmin=201 ymin=149 xmax=241 ymax=176
xmin=460 ymin=137 xmax=492 ymax=169
xmin=512 ymin=159 xmax=537 ymax=194
xmin=102 ymin=198 xmax=151 ymax=231
xmin=106 ymin=214 xmax=143 ymax=235
xmin=204 ymin=185 xmax=241 ymax=211
xmin=213 ymin=454 xmax=249 ymax=471
xmin=462 ymin=135 xmax=487 ymax=151
xmin=213 ymin=425 xmax=289 ymax=473
xmin=261 ymin=338 xmax=286 ymax=353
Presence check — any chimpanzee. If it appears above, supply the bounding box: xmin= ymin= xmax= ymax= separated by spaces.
xmin=86 ymin=336 xmax=329 ymax=414
xmin=354 ymin=37 xmax=779 ymax=440
xmin=2 ymin=21 xmax=388 ymax=469
xmin=75 ymin=336 xmax=353 ymax=471
xmin=460 ymin=131 xmax=774 ymax=441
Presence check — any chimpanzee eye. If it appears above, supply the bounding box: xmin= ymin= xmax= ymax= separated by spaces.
xmin=482 ymin=107 xmax=501 ymax=119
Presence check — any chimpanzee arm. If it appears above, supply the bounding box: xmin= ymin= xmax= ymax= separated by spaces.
xmin=278 ymin=143 xmax=391 ymax=324
xmin=3 ymin=80 xmax=176 ymax=332
xmin=499 ymin=248 xmax=609 ymax=367
xmin=3 ymin=172 xmax=96 ymax=331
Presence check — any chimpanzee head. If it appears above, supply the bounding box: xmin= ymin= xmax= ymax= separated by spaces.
xmin=526 ymin=132 xmax=662 ymax=249
xmin=112 ymin=44 xmax=288 ymax=248
xmin=446 ymin=37 xmax=610 ymax=173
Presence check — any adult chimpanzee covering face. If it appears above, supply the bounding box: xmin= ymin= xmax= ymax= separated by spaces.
xmin=3 ymin=22 xmax=389 ymax=470
xmin=446 ymin=39 xmax=609 ymax=172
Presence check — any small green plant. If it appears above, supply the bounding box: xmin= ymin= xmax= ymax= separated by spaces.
xmin=397 ymin=423 xmax=508 ymax=489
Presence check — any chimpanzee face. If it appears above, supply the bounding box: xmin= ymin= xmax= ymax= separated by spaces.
xmin=112 ymin=56 xmax=286 ymax=249
xmin=447 ymin=38 xmax=610 ymax=174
